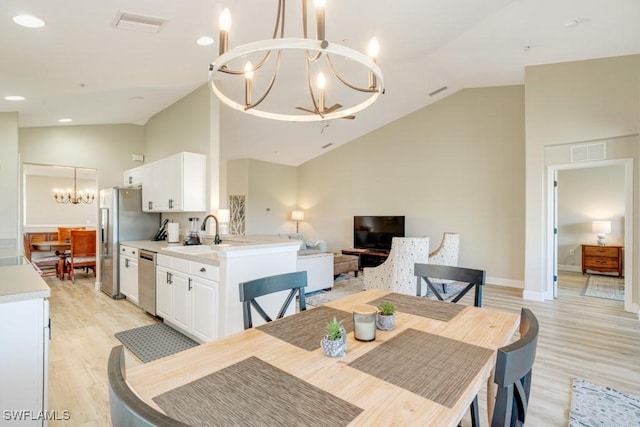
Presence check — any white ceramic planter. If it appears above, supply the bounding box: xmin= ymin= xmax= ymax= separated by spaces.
xmin=375 ymin=313 xmax=395 ymax=330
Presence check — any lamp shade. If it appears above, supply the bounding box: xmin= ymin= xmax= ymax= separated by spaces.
xmin=291 ymin=210 xmax=304 ymax=221
xmin=592 ymin=221 xmax=611 ymax=234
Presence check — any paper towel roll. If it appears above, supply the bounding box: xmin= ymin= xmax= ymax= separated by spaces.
xmin=167 ymin=223 xmax=179 ymax=243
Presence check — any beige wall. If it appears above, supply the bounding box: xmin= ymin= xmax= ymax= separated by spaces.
xmin=525 ymin=54 xmax=640 ymax=305
xmin=296 ymin=86 xmax=526 ymax=285
xmin=557 ymin=165 xmax=625 ymax=270
xmin=227 ymin=159 xmax=298 ymax=235
xmin=24 ymin=175 xmax=97 ymax=227
xmin=19 ymin=124 xmax=144 ymax=189
xmin=144 ymin=84 xmax=221 ymax=235
xmin=0 ymin=113 xmax=19 ymax=247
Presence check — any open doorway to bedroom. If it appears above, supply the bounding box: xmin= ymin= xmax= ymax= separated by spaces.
xmin=547 ymin=159 xmax=633 ymax=313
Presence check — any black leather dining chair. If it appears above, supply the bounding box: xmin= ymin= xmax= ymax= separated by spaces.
xmin=414 ymin=263 xmax=485 ymax=307
xmin=107 ymin=345 xmax=189 ymax=427
xmin=238 ymin=271 xmax=308 ymax=329
xmin=468 ymin=308 xmax=539 ymax=427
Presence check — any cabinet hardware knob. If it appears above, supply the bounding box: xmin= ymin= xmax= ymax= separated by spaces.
xmin=200 ymin=267 xmax=206 ymax=272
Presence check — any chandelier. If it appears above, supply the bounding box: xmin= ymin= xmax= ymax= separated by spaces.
xmin=208 ymin=0 xmax=384 ymax=122
xmin=53 ymin=168 xmax=95 ymax=205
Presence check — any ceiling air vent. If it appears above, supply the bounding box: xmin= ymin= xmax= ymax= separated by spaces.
xmin=113 ymin=11 xmax=167 ymax=33
xmin=570 ymin=143 xmax=606 ymax=163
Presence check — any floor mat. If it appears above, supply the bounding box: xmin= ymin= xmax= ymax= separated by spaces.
xmin=114 ymin=323 xmax=199 ymax=363
xmin=569 ymin=379 xmax=640 ymax=426
xmin=583 ymin=275 xmax=624 ymax=301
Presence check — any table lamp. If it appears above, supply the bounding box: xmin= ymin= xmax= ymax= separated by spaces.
xmin=290 ymin=210 xmax=304 ymax=233
xmin=592 ymin=220 xmax=611 ymax=246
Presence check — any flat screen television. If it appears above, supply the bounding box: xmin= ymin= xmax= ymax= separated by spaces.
xmin=353 ymin=216 xmax=405 ymax=252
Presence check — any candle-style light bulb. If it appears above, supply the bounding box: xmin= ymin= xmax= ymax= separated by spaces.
xmin=218 ymin=8 xmax=231 ymax=55
xmin=244 ymin=61 xmax=253 ymax=107
xmin=316 ymin=72 xmax=326 ymax=113
xmin=368 ymin=37 xmax=379 ymax=90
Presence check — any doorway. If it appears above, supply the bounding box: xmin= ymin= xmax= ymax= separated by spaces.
xmin=546 ymin=159 xmax=634 ymax=313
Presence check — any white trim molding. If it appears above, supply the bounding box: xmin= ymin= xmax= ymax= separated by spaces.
xmin=486 ymin=276 xmax=524 ymax=289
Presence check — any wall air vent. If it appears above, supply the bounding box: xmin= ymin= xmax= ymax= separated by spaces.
xmin=428 ymin=86 xmax=448 ymax=97
xmin=113 ymin=11 xmax=167 ymax=33
xmin=321 ymin=143 xmax=333 ymax=149
xmin=570 ymin=143 xmax=606 ymax=163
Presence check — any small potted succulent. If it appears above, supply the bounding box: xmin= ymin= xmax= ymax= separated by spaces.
xmin=376 ymin=301 xmax=396 ymax=331
xmin=320 ymin=316 xmax=347 ymax=357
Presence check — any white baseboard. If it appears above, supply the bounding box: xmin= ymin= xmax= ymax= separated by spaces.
xmin=522 ymin=289 xmax=546 ymax=301
xmin=486 ymin=276 xmax=524 ymax=289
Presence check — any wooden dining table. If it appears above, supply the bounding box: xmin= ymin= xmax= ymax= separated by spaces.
xmin=126 ymin=289 xmax=519 ymax=426
xmin=30 ymin=240 xmax=70 ymax=279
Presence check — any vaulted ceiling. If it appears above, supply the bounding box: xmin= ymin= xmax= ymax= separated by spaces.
xmin=2 ymin=0 xmax=639 ymax=166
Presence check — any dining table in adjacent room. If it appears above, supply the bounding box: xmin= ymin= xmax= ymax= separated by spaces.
xmin=30 ymin=240 xmax=70 ymax=280
xmin=126 ymin=289 xmax=520 ymax=426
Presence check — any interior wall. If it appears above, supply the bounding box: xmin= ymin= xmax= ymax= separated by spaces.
xmin=296 ymin=86 xmax=526 ymax=285
xmin=0 ymin=113 xmax=19 ymax=248
xmin=24 ymin=175 xmax=97 ymax=227
xmin=557 ymin=165 xmax=625 ymax=271
xmin=525 ymin=54 xmax=640 ymax=304
xmin=227 ymin=159 xmax=298 ymax=235
xmin=18 ymin=124 xmax=144 ymax=189
xmin=144 ymin=84 xmax=220 ymax=236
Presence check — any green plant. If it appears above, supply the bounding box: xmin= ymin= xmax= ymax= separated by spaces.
xmin=324 ymin=316 xmax=344 ymax=340
xmin=378 ymin=301 xmax=395 ymax=316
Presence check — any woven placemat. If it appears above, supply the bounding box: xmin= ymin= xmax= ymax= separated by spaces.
xmin=367 ymin=293 xmax=465 ymax=322
xmin=348 ymin=328 xmax=493 ymax=408
xmin=153 ymin=356 xmax=362 ymax=427
xmin=257 ymin=306 xmax=354 ymax=351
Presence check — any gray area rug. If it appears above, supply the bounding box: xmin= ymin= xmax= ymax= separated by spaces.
xmin=569 ymin=379 xmax=640 ymax=426
xmin=114 ymin=323 xmax=199 ymax=363
xmin=306 ymin=273 xmax=364 ymax=306
xmin=583 ymin=275 xmax=624 ymax=301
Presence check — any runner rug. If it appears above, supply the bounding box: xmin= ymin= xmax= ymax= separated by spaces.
xmin=569 ymin=379 xmax=640 ymax=426
xmin=115 ymin=323 xmax=199 ymax=363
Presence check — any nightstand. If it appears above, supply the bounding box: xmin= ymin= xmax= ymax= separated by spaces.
xmin=581 ymin=244 xmax=623 ymax=277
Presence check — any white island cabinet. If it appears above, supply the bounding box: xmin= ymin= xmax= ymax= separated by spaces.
xmin=0 ymin=263 xmax=51 ymax=426
xmin=154 ymin=238 xmax=299 ymax=343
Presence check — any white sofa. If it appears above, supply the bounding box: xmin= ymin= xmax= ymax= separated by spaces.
xmin=249 ymin=234 xmax=334 ymax=294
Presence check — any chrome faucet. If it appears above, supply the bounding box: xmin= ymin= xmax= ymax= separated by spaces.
xmin=201 ymin=214 xmax=221 ymax=245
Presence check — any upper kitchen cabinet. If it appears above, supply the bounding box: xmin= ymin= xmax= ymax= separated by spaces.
xmin=142 ymin=152 xmax=206 ymax=213
xmin=123 ymin=165 xmax=147 ymax=187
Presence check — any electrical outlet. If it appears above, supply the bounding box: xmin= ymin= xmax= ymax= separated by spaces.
xmin=569 ymin=249 xmax=575 ymax=256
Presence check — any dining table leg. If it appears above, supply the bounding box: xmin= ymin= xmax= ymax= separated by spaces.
xmin=55 ymin=251 xmax=66 ymax=280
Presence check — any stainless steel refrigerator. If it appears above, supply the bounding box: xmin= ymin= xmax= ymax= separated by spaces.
xmin=98 ymin=187 xmax=160 ymax=298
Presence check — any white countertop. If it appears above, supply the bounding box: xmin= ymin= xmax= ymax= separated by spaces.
xmin=0 ymin=264 xmax=51 ymax=304
xmin=121 ymin=236 xmax=301 ymax=265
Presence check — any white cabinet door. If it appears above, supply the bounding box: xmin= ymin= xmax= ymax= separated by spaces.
xmin=162 ymin=154 xmax=183 ymax=211
xmin=119 ymin=254 xmax=139 ymax=305
xmin=171 ymin=271 xmax=191 ymax=332
xmin=141 ymin=165 xmax=155 ymax=212
xmin=191 ymin=276 xmax=218 ymax=342
xmin=156 ymin=266 xmax=173 ymax=319
xmin=123 ymin=166 xmax=144 ymax=187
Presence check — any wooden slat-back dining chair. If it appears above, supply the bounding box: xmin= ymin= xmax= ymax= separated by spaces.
xmin=66 ymin=230 xmax=96 ymax=283
xmin=414 ymin=263 xmax=485 ymax=307
xmin=238 ymin=271 xmax=308 ymax=329
xmin=108 ymin=345 xmax=189 ymax=427
xmin=57 ymin=226 xmax=86 ymax=242
xmin=23 ymin=233 xmax=59 ymax=276
xmin=468 ymin=308 xmax=539 ymax=427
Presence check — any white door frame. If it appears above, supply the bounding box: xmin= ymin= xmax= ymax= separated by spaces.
xmin=546 ymin=158 xmax=635 ymax=313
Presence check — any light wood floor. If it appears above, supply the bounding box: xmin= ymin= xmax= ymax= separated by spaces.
xmin=45 ymin=272 xmax=640 ymax=426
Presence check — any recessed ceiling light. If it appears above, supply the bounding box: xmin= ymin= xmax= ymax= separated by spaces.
xmin=13 ymin=15 xmax=45 ymax=28
xmin=4 ymin=95 xmax=25 ymax=101
xmin=196 ymin=36 xmax=215 ymax=46
xmin=58 ymin=118 xmax=72 ymax=123
xmin=565 ymin=19 xmax=580 ymax=28
xmin=128 ymin=96 xmax=144 ymax=101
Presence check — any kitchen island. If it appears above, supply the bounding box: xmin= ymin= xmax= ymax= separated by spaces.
xmin=0 ymin=252 xmax=51 ymax=426
xmin=121 ymin=237 xmax=301 ymax=342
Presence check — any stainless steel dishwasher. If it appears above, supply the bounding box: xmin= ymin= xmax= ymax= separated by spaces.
xmin=138 ymin=250 xmax=157 ymax=316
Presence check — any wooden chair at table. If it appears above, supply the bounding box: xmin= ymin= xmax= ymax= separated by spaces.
xmin=414 ymin=263 xmax=485 ymax=307
xmin=65 ymin=230 xmax=96 ymax=283
xmin=107 ymin=345 xmax=189 ymax=427
xmin=23 ymin=233 xmax=59 ymax=277
xmin=57 ymin=226 xmax=87 ymax=243
xmin=238 ymin=271 xmax=308 ymax=330
xmin=468 ymin=308 xmax=539 ymax=427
